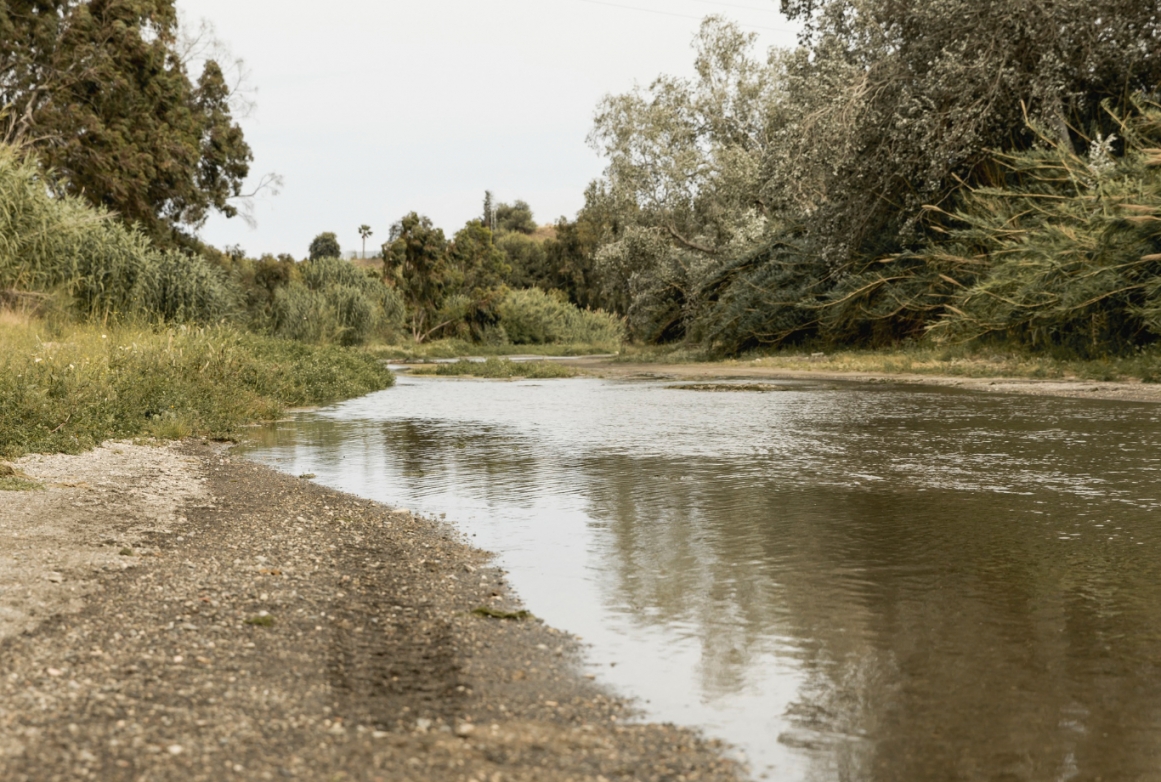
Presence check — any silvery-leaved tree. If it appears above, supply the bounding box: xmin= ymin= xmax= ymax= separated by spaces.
xmin=587 ymin=16 xmax=784 ymax=340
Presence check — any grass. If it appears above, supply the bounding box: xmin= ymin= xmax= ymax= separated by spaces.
xmin=408 ymin=357 xmax=577 ymax=379
xmin=0 ymin=314 xmax=395 ymax=458
xmin=0 ymin=462 xmax=42 ymax=491
xmin=471 ymin=607 xmax=532 ymax=621
xmin=615 ymin=342 xmax=1161 ymax=383
xmin=368 ymin=338 xmax=617 ymax=361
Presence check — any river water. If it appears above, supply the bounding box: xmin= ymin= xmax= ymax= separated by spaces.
xmin=239 ymin=375 xmax=1161 ymax=780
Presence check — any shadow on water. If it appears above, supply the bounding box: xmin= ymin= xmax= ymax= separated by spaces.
xmin=240 ymin=377 xmax=1161 ymax=781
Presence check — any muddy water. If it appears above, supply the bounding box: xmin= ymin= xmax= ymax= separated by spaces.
xmin=240 ymin=376 xmax=1161 ymax=780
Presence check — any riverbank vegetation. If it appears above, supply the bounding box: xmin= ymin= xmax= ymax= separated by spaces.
xmin=517 ymin=1 xmax=1161 ymax=373
xmin=0 ymin=313 xmax=393 ymax=458
xmin=408 ymin=358 xmax=577 ymax=379
xmin=619 ymin=343 xmax=1161 ymax=384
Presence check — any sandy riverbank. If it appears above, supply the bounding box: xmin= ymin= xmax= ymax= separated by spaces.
xmin=0 ymin=441 xmax=740 ymax=781
xmin=557 ymin=357 xmax=1161 ymax=404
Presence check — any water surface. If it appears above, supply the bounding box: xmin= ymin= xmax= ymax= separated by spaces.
xmin=240 ymin=376 xmax=1161 ymax=780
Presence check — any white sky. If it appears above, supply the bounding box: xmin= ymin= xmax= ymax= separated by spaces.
xmin=178 ymin=0 xmax=800 ymax=257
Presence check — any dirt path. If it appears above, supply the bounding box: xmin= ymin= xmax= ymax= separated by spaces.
xmin=561 ymin=358 xmax=1161 ymax=404
xmin=0 ymin=442 xmax=741 ymax=782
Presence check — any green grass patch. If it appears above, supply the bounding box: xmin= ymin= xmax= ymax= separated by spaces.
xmin=244 ymin=615 xmax=275 ymax=627
xmin=0 ymin=320 xmax=395 ymax=458
xmin=613 ymin=341 xmax=1161 ymax=384
xmin=369 ymin=339 xmax=616 ymax=361
xmin=471 ymin=607 xmax=532 ymax=621
xmin=409 ymin=357 xmax=576 ymax=379
xmin=0 ymin=463 xmax=41 ymax=491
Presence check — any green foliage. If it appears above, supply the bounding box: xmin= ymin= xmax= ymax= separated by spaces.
xmin=308 ymin=232 xmax=341 ymax=261
xmin=497 ymin=288 xmax=624 ymax=348
xmin=771 ymin=0 xmax=1161 ymax=266
xmin=0 ymin=0 xmax=253 ymax=242
xmin=498 ymin=232 xmax=547 ymax=289
xmin=540 ymin=210 xmax=606 ymax=311
xmin=0 ymin=146 xmax=239 ymax=323
xmin=273 ymin=257 xmax=402 ymax=345
xmin=919 ymin=100 xmax=1161 ymax=354
xmin=581 ymin=4 xmax=1161 ymax=357
xmin=412 ymin=357 xmax=576 ymax=379
xmin=447 ymin=220 xmax=511 ymax=337
xmin=383 ymin=213 xmax=453 ymax=342
xmin=0 ymin=322 xmax=395 ymax=458
xmin=495 ymin=200 xmax=536 ymax=235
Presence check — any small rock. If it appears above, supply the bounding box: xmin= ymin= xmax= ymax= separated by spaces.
xmin=415 ymin=718 xmax=432 ymax=733
xmin=455 ymin=723 xmax=475 ymax=737
xmin=46 ymin=668 xmax=63 ymax=677
xmin=46 ymin=572 xmax=63 ymax=584
xmin=167 ymin=744 xmax=183 ymax=756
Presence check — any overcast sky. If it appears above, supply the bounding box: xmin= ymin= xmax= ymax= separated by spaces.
xmin=177 ymin=0 xmax=799 ymax=257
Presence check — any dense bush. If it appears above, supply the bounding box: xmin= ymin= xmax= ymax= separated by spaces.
xmin=0 ymin=147 xmax=239 ymax=323
xmin=272 ymin=256 xmax=403 ymax=345
xmin=497 ymin=288 xmax=624 ymax=347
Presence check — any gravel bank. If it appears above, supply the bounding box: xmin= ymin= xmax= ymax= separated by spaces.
xmin=0 ymin=442 xmax=741 ymax=781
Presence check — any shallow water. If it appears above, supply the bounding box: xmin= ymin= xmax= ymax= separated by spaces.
xmin=239 ymin=375 xmax=1161 ymax=780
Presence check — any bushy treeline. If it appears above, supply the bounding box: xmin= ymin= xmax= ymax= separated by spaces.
xmin=376 ymin=203 xmax=623 ymax=348
xmin=0 ymin=146 xmax=397 ymax=344
xmin=0 ymin=142 xmax=622 ymax=351
xmin=556 ymin=2 xmax=1161 ymax=358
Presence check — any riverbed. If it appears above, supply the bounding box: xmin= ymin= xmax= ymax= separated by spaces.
xmin=240 ymin=375 xmax=1161 ymax=780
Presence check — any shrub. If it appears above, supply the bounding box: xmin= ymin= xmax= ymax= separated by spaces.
xmin=273 ymin=257 xmax=403 ymax=345
xmin=497 ymin=288 xmax=624 ymax=347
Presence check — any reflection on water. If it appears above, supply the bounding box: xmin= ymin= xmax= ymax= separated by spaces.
xmin=239 ymin=376 xmax=1161 ymax=780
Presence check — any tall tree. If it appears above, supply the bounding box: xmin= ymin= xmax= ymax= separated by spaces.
xmin=0 ymin=0 xmax=255 ymax=243
xmin=358 ymin=224 xmax=373 ymax=258
xmin=308 ymin=232 xmax=341 ymax=260
xmin=383 ymin=213 xmax=453 ymax=342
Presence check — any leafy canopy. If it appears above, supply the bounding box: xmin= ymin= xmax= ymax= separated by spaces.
xmin=0 ymin=0 xmax=254 ymax=243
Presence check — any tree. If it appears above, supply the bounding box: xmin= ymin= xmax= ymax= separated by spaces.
xmin=308 ymin=232 xmax=341 ymax=260
xmin=482 ymin=190 xmax=495 ymax=232
xmin=447 ymin=220 xmax=511 ymax=335
xmin=495 ymin=200 xmax=536 ymax=235
xmin=587 ymin=17 xmax=779 ymax=338
xmin=766 ymin=0 xmax=1161 ymax=266
xmin=358 ymin=225 xmax=373 ymax=259
xmin=383 ymin=213 xmax=453 ymax=342
xmin=0 ymin=0 xmax=259 ymax=244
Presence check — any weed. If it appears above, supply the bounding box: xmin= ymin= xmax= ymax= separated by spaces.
xmin=410 ymin=357 xmax=576 ymax=379
xmin=472 ymin=607 xmax=532 ymax=621
xmin=0 ymin=320 xmax=395 ymax=458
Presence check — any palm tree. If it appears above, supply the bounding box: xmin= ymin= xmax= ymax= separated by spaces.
xmin=358 ymin=225 xmax=373 ymax=259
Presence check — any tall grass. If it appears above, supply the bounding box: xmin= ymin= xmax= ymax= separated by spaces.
xmin=497 ymin=288 xmax=624 ymax=347
xmin=0 ymin=318 xmax=395 ymax=457
xmin=273 ymin=256 xmax=404 ymax=345
xmin=0 ymin=147 xmax=238 ymax=323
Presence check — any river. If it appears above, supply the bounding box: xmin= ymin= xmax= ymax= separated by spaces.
xmin=239 ymin=374 xmax=1161 ymax=780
